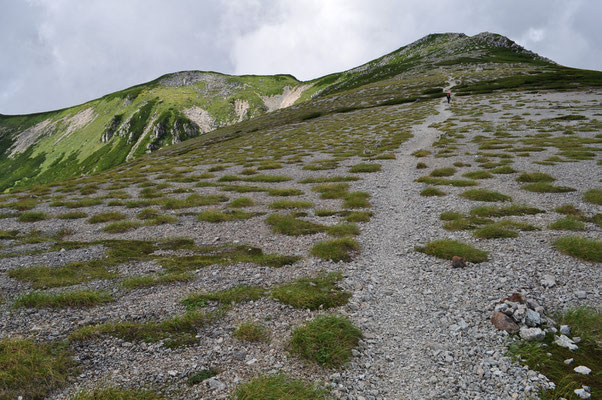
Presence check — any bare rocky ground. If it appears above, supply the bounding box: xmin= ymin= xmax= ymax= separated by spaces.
xmin=0 ymin=85 xmax=600 ymax=399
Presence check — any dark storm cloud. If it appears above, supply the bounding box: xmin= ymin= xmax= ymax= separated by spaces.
xmin=1 ymin=0 xmax=600 ymax=115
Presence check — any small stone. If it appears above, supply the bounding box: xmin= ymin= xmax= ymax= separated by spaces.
xmin=574 ymin=388 xmax=591 ymax=399
xmin=554 ymin=335 xmax=578 ymax=350
xmin=494 ymin=303 xmax=508 ymax=313
xmin=207 ymin=377 xmax=226 ymax=391
xmin=575 ymin=290 xmax=587 ymax=299
xmin=245 ymin=358 xmax=257 ymax=365
xmin=491 ymin=311 xmax=519 ymax=334
xmin=451 ymin=256 xmax=467 ymax=268
xmin=513 ymin=306 xmax=526 ymax=323
xmin=233 ymin=351 xmax=247 ymax=361
xmin=559 ymin=325 xmax=571 ymax=335
xmin=519 ymin=327 xmax=545 ymax=341
xmin=564 ymin=358 xmax=574 ymax=365
xmin=574 ymin=366 xmax=591 ymax=375
xmin=525 ymin=309 xmax=541 ymax=327
xmin=541 ymin=275 xmax=556 ymax=288
xmin=573 ymin=336 xmax=582 ymax=343
xmin=168 ymin=370 xmax=177 ymax=377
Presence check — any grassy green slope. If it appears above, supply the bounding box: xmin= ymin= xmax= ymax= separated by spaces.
xmin=1 ymin=31 xmax=600 ymax=192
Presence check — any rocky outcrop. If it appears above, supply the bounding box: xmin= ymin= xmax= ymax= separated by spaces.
xmin=100 ymin=114 xmax=123 ymax=143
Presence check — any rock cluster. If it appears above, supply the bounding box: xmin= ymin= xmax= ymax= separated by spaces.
xmin=491 ymin=292 xmax=549 ymax=340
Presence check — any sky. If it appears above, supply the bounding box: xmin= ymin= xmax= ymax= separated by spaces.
xmin=1 ymin=0 xmax=601 ymax=115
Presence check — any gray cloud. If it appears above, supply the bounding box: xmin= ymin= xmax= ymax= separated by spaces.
xmin=1 ymin=0 xmax=600 ymax=115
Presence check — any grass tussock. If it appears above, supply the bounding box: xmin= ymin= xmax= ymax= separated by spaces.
xmin=122 ymin=273 xmax=193 ymax=289
xmin=233 ymin=321 xmax=271 ymax=343
xmin=70 ymin=310 xmax=216 ymax=348
xmin=182 ymin=285 xmax=266 ymax=309
xmin=57 ymin=211 xmax=88 ymax=219
xmin=290 ymin=315 xmax=362 ymax=368
xmin=269 ymin=200 xmax=313 ymax=210
xmin=265 ymin=214 xmax=326 ymax=236
xmin=228 ymin=197 xmax=255 ymax=208
xmin=232 ymin=375 xmax=330 ymax=400
xmin=87 ymin=212 xmax=126 ymax=224
xmin=553 ymin=236 xmax=602 ymax=262
xmin=420 ymin=187 xmax=446 ymax=197
xmin=416 ymin=239 xmax=489 ymax=262
xmin=516 ymin=172 xmax=556 ymax=183
xmin=470 ymin=204 xmax=544 ymax=217
xmin=460 ymin=189 xmax=512 ymax=202
xmin=8 ymin=260 xmax=118 ymax=288
xmin=101 ymin=221 xmax=142 ymax=233
xmin=415 ymin=176 xmax=478 ymax=187
xmin=272 ymin=272 xmax=351 ymax=310
xmin=343 ymin=211 xmax=372 ymax=223
xmin=349 ymin=163 xmax=381 ymax=173
xmin=412 ymin=149 xmax=432 ymax=157
xmin=462 ymin=170 xmax=493 ymax=179
xmin=521 ymin=183 xmax=576 ymax=193
xmin=327 ymin=223 xmax=360 ymax=237
xmin=548 ymin=217 xmax=586 ymax=231
xmin=18 ymin=211 xmax=48 ymax=222
xmin=311 ymin=238 xmax=360 ymax=262
xmin=343 ymin=192 xmax=371 ymax=208
xmin=583 ymin=188 xmax=602 ymax=205
xmin=13 ymin=290 xmax=112 ymax=308
xmin=162 ymin=194 xmax=228 ymax=209
xmin=197 ymin=209 xmax=258 ymax=223
xmin=72 ymin=387 xmax=164 ymax=400
xmin=0 ymin=338 xmax=75 ymax=400
xmin=430 ymin=167 xmax=456 ymax=177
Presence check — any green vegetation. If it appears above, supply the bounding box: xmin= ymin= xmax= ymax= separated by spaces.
xmin=187 ymin=368 xmax=218 ymax=386
xmin=470 ymin=204 xmax=544 ymax=217
xmin=327 ymin=223 xmax=360 ymax=237
xmin=272 ymin=272 xmax=351 ymax=310
xmin=420 ymin=187 xmax=446 ymax=196
xmin=0 ymin=338 xmax=75 ymax=400
xmin=516 ymin=172 xmax=555 ymax=183
xmin=70 ymin=310 xmax=216 ymax=348
xmin=72 ymin=387 xmax=164 ymax=400
xmin=343 ymin=211 xmax=372 ymax=222
xmin=233 ymin=321 xmax=271 ymax=343
xmin=18 ymin=211 xmax=49 ymax=222
xmin=460 ymin=189 xmax=512 ymax=202
xmin=416 ymin=239 xmax=489 ymax=262
xmin=162 ymin=193 xmax=228 ymax=209
xmin=349 ymin=163 xmax=381 ymax=173
xmin=197 ymin=209 xmax=258 ymax=222
xmin=122 ymin=273 xmax=193 ymax=289
xmin=430 ymin=167 xmax=456 ymax=177
xmin=182 ymin=285 xmax=266 ymax=309
xmin=416 ymin=162 xmax=428 ymax=169
xmin=412 ymin=149 xmax=432 ymax=157
xmin=311 ymin=238 xmax=360 ymax=262
xmin=298 ymin=176 xmax=359 ymax=184
xmin=265 ymin=214 xmax=326 ymax=236
xmin=13 ymin=290 xmax=112 ymax=308
xmin=228 ymin=197 xmax=255 ymax=208
xmin=267 ymin=188 xmax=304 ymax=196
xmin=101 ymin=221 xmax=142 ymax=233
xmin=583 ymin=188 xmax=602 ymax=205
xmin=462 ymin=170 xmax=493 ymax=179
xmin=522 ymin=182 xmax=576 ymax=193
xmin=553 ymin=236 xmax=602 ymax=262
xmin=87 ymin=211 xmax=126 ymax=223
xmin=548 ymin=217 xmax=586 ymax=231
xmin=290 ymin=315 xmax=362 ymax=368
xmin=508 ymin=307 xmax=600 ymax=400
xmin=312 ymin=183 xmax=349 ymax=199
xmin=415 ymin=176 xmax=478 ymax=187
xmin=343 ymin=192 xmax=371 ymax=208
xmin=232 ymin=375 xmax=330 ymax=400
xmin=8 ymin=260 xmax=118 ymax=288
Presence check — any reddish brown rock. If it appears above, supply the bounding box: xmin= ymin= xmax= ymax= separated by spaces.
xmin=451 ymin=256 xmax=467 ymax=268
xmin=491 ymin=311 xmax=520 ymax=334
xmin=502 ymin=292 xmax=525 ymax=304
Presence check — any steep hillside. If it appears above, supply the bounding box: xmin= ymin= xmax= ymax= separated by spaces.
xmin=3 ymin=31 xmax=596 ymax=192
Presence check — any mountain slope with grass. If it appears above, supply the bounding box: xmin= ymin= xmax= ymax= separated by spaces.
xmin=3 ymin=32 xmax=600 ymax=192
xmin=0 ymin=32 xmax=600 ymax=399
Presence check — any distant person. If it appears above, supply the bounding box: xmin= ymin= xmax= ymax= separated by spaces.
xmin=446 ymin=91 xmax=451 ymax=103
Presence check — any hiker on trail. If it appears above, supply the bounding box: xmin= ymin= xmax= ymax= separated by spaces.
xmin=446 ymin=91 xmax=451 ymax=103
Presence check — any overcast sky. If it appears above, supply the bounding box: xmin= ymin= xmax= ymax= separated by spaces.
xmin=1 ymin=0 xmax=601 ymax=115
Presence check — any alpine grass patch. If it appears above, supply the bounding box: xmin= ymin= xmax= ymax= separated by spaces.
xmin=290 ymin=315 xmax=362 ymax=368
xmin=265 ymin=214 xmax=326 ymax=236
xmin=349 ymin=163 xmax=381 ymax=173
xmin=311 ymin=238 xmax=360 ymax=262
xmin=516 ymin=172 xmax=556 ymax=183
xmin=521 ymin=183 xmax=576 ymax=193
xmin=72 ymin=387 xmax=164 ymax=400
xmin=13 ymin=290 xmax=112 ymax=308
xmin=416 ymin=239 xmax=489 ymax=262
xmin=460 ymin=189 xmax=512 ymax=202
xmin=553 ymin=236 xmax=602 ymax=262
xmin=233 ymin=321 xmax=271 ymax=343
xmin=420 ymin=187 xmax=446 ymax=197
xmin=18 ymin=211 xmax=48 ymax=222
xmin=271 ymin=272 xmax=351 ymax=310
xmin=548 ymin=217 xmax=586 ymax=231
xmin=182 ymin=285 xmax=266 ymax=309
xmin=232 ymin=374 xmax=330 ymax=400
xmin=87 ymin=212 xmax=126 ymax=224
xmin=583 ymin=188 xmax=602 ymax=205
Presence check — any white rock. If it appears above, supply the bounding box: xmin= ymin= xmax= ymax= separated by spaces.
xmin=564 ymin=358 xmax=574 ymax=365
xmin=554 ymin=335 xmax=578 ymax=350
xmin=574 ymin=365 xmax=591 ymax=375
xmin=541 ymin=275 xmax=556 ymax=288
xmin=207 ymin=377 xmax=226 ymax=391
xmin=574 ymin=388 xmax=591 ymax=399
xmin=559 ymin=325 xmax=571 ymax=335
xmin=575 ymin=290 xmax=587 ymax=299
xmin=519 ymin=327 xmax=545 ymax=341
xmin=168 ymin=370 xmax=178 ymax=377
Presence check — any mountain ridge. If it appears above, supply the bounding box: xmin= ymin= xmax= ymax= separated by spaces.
xmin=0 ymin=31 xmax=599 ymax=192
